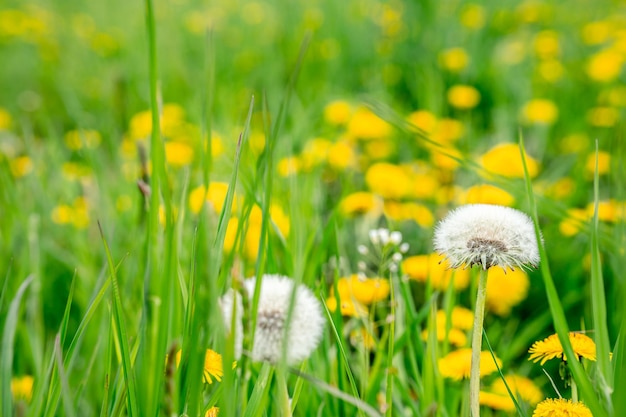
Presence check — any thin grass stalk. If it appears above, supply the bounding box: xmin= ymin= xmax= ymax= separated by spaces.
xmin=518 ymin=136 xmax=607 ymax=417
xmin=1 ymin=275 xmax=33 ymax=417
xmin=469 ymin=268 xmax=488 ymax=417
xmin=590 ymin=140 xmax=613 ymax=408
xmin=385 ymin=271 xmax=397 ymax=417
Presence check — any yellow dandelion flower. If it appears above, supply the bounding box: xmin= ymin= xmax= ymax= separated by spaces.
xmin=10 ymin=156 xmax=33 ymax=178
xmin=188 ymin=182 xmax=237 ymax=215
xmin=339 ymin=192 xmax=382 ymax=217
xmin=402 ymin=254 xmax=471 ymax=290
xmin=522 ymin=99 xmax=559 ymax=125
xmin=532 ymin=398 xmax=592 ymax=417
xmin=64 ymin=129 xmax=102 ymax=150
xmin=327 ymin=140 xmax=356 ymax=170
xmin=430 ymin=145 xmax=462 ymax=171
xmin=364 ymin=138 xmax=395 ymax=160
xmin=537 ymin=59 xmax=564 ymax=82
xmin=407 ymin=110 xmax=437 ymax=134
xmin=439 ymin=47 xmax=470 ymax=72
xmin=559 ymin=134 xmax=589 ymax=154
xmin=432 ymin=118 xmax=465 ymax=143
xmin=448 ymin=306 xmax=475 ymax=330
xmin=480 ymin=143 xmax=540 ymax=178
xmin=460 ymin=184 xmax=515 ymax=206
xmin=582 ymin=21 xmax=612 ymax=45
xmin=165 ymin=141 xmax=194 ymax=167
xmin=585 ymin=150 xmax=610 ymax=176
xmin=324 ymin=100 xmax=352 ymax=125
xmin=51 ymin=204 xmax=74 ymax=225
xmin=528 ymin=332 xmax=596 ymax=365
xmin=365 ymin=162 xmax=413 ymax=199
xmin=533 ymin=30 xmax=560 ymax=59
xmin=543 ymin=177 xmax=575 ymax=200
xmin=585 ymin=200 xmax=620 ymax=223
xmin=11 ymin=375 xmax=34 ymax=402
xmin=326 ymin=296 xmax=367 ymax=317
xmin=336 ymin=274 xmax=390 ymax=305
xmin=486 ymin=267 xmax=529 ymax=316
xmin=587 ymin=106 xmax=619 ymax=127
xmin=447 ymin=85 xmax=481 ymax=110
xmin=174 ymin=349 xmax=227 ymax=384
xmin=410 ymin=173 xmax=439 ymax=200
xmin=300 ymin=138 xmax=332 ymax=170
xmin=62 ymin=162 xmax=92 ymax=181
xmin=491 ymin=375 xmax=543 ymax=405
xmin=559 ymin=208 xmax=588 ymax=236
xmin=422 ymin=326 xmax=467 ymax=347
xmin=277 ymin=156 xmax=301 ymax=177
xmin=439 ymin=349 xmax=502 ymax=380
xmin=206 ymin=406 xmax=219 ymax=417
xmin=223 ymin=218 xmax=239 ymax=254
xmin=587 ymin=49 xmax=624 ymax=82
xmin=460 ymin=4 xmax=485 ymax=30
xmin=479 ymin=391 xmax=515 ymax=412
xmin=347 ymin=107 xmax=391 ymax=140
xmin=0 ymin=107 xmax=12 ymax=129
xmin=350 ymin=327 xmax=377 ymax=350
xmin=399 ymin=202 xmax=435 ymax=227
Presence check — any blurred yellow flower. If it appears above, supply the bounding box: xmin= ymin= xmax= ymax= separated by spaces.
xmin=324 ymin=100 xmax=352 ymax=125
xmin=533 ymin=30 xmax=560 ymax=59
xmin=486 ymin=267 xmax=530 ymax=316
xmin=422 ymin=307 xmax=474 ymax=347
xmin=582 ymin=21 xmax=612 ymax=45
xmin=432 ymin=118 xmax=465 ymax=143
xmin=300 ymin=138 xmax=332 ymax=170
xmin=480 ymin=143 xmax=540 ymax=178
xmin=543 ymin=177 xmax=575 ymax=200
xmin=522 ymin=99 xmax=559 ymax=125
xmin=559 ymin=208 xmax=588 ymax=236
xmin=491 ymin=375 xmax=543 ymax=405
xmin=188 ymin=182 xmax=237 ymax=215
xmin=10 ymin=156 xmax=33 ymax=178
xmin=365 ymin=162 xmax=412 ymax=199
xmin=439 ymin=47 xmax=470 ymax=72
xmin=585 ymin=200 xmax=623 ymax=223
xmin=479 ymin=391 xmax=515 ymax=411
xmin=339 ymin=192 xmax=382 ymax=216
xmin=51 ymin=197 xmax=90 ymax=229
xmin=407 ymin=110 xmax=437 ymax=133
xmin=350 ymin=327 xmax=377 ymax=350
xmin=364 ymin=138 xmax=395 ymax=160
xmin=585 ymin=150 xmax=610 ymax=176
xmin=422 ymin=325 xmax=467 ymax=347
xmin=460 ymin=184 xmax=515 ymax=206
xmin=64 ymin=129 xmax=102 ymax=150
xmin=62 ymin=162 xmax=92 ymax=181
xmin=410 ymin=173 xmax=439 ymax=200
xmin=347 ymin=107 xmax=391 ymax=140
xmin=402 ymin=254 xmax=470 ymax=290
xmin=439 ymin=349 xmax=502 ymax=380
xmin=447 ymin=85 xmax=481 ymax=110
xmin=537 ymin=59 xmax=564 ymax=82
xmin=336 ymin=274 xmax=390 ymax=305
xmin=206 ymin=407 xmax=219 ymax=417
xmin=586 ymin=106 xmax=619 ymax=127
xmin=11 ymin=375 xmax=33 ymax=402
xmin=559 ymin=134 xmax=589 ymax=153
xmin=0 ymin=107 xmax=11 ymax=129
xmin=326 ymin=296 xmax=367 ymax=317
xmin=327 ymin=140 xmax=356 ymax=170
xmin=528 ymin=332 xmax=596 ymax=365
xmin=51 ymin=204 xmax=73 ymax=225
xmin=532 ymin=398 xmax=592 ymax=417
xmin=165 ymin=141 xmax=194 ymax=167
xmin=430 ymin=145 xmax=462 ymax=171
xmin=400 ymin=202 xmax=435 ymax=227
xmin=116 ymin=195 xmax=133 ymax=213
xmin=277 ymin=156 xmax=301 ymax=177
xmin=460 ymin=4 xmax=486 ymax=30
xmin=587 ymin=49 xmax=624 ymax=82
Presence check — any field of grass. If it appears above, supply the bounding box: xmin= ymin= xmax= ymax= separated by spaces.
xmin=1 ymin=0 xmax=625 ymax=416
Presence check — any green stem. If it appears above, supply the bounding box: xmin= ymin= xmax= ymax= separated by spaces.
xmin=276 ymin=370 xmax=292 ymax=417
xmin=572 ymin=379 xmax=578 ymax=403
xmin=470 ymin=268 xmax=488 ymax=417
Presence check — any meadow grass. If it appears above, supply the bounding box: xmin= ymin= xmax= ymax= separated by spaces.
xmin=1 ymin=0 xmax=625 ymax=416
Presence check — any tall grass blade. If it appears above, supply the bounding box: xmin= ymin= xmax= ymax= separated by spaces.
xmin=98 ymin=222 xmax=139 ymax=416
xmin=0 ymin=275 xmax=33 ymax=417
xmin=518 ymin=135 xmax=606 ymax=417
xmin=590 ymin=140 xmax=613 ymax=409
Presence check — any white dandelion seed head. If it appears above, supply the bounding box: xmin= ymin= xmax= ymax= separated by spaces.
xmin=218 ymin=289 xmax=244 ymax=360
xmin=243 ymin=274 xmax=325 ymax=366
xmin=433 ymin=204 xmax=540 ymax=270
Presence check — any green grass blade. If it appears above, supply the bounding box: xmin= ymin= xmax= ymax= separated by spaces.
xmin=98 ymin=222 xmax=139 ymax=417
xmin=590 ymin=140 xmax=613 ymax=406
xmin=54 ymin=335 xmax=77 ymax=417
xmin=1 ymin=275 xmax=34 ymax=417
xmin=519 ymin=135 xmax=606 ymax=417
xmin=242 ymin=363 xmax=274 ymax=417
